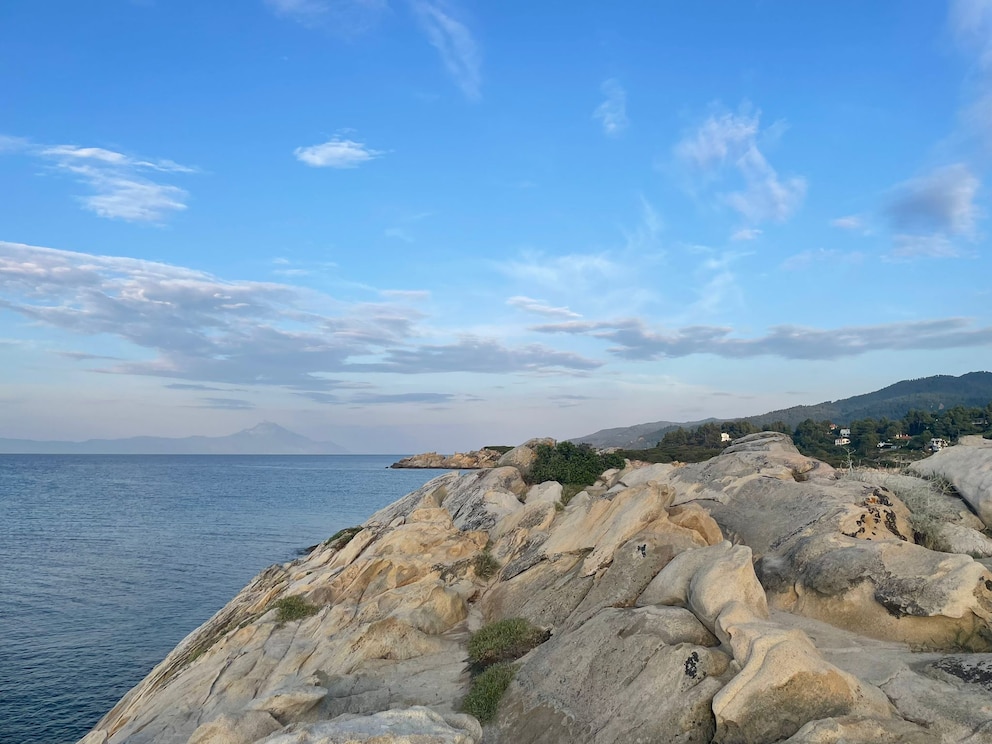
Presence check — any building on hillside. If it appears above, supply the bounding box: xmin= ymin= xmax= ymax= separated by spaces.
xmin=835 ymin=437 xmax=851 ymax=446
xmin=893 ymin=433 xmax=911 ymax=441
xmin=929 ymin=438 xmax=949 ymax=452
xmin=839 ymin=428 xmax=851 ymax=438
xmin=720 ymin=433 xmax=731 ymax=443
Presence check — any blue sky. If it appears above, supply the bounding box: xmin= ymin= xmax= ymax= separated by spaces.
xmin=1 ymin=0 xmax=991 ymax=452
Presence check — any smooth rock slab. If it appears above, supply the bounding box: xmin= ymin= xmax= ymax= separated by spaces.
xmin=258 ymin=707 xmax=480 ymax=744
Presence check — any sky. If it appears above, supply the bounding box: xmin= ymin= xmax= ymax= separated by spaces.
xmin=1 ymin=0 xmax=991 ymax=453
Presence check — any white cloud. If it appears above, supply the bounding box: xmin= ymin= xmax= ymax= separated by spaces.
xmin=265 ymin=0 xmax=387 ymax=33
xmin=0 ymin=242 xmax=598 ymax=389
xmin=780 ymin=249 xmax=864 ymax=271
xmin=830 ymin=215 xmax=865 ymax=231
xmin=532 ymin=316 xmax=992 ymax=361
xmin=507 ymin=296 xmax=581 ymax=319
xmin=593 ymin=79 xmax=628 ymax=137
xmin=0 ymin=137 xmax=196 ymax=223
xmin=730 ymin=228 xmax=762 ymax=241
xmin=411 ymin=0 xmax=481 ymax=100
xmin=500 ymin=251 xmax=620 ymax=290
xmin=294 ymin=136 xmax=384 ymax=167
xmin=674 ymin=106 xmax=806 ymax=225
xmin=384 ymin=227 xmax=414 ymax=242
xmin=887 ymin=234 xmax=962 ymax=260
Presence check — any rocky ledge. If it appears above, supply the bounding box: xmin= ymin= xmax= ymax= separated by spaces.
xmin=390 ymin=438 xmax=555 ymax=471
xmin=80 ymin=433 xmax=992 ymax=744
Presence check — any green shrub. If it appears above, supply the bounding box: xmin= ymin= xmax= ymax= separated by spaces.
xmin=461 ymin=662 xmax=516 ymax=722
xmin=473 ymin=549 xmax=500 ymax=579
xmin=468 ymin=617 xmax=548 ymax=667
xmin=273 ymin=595 xmax=319 ymax=622
xmin=528 ymin=441 xmax=624 ymax=487
xmin=324 ymin=526 xmax=362 ymax=549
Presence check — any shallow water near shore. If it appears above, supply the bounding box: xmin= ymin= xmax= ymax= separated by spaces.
xmin=0 ymin=454 xmax=447 ymax=744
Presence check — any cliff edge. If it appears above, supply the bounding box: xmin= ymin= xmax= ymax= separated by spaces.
xmin=80 ymin=433 xmax=992 ymax=744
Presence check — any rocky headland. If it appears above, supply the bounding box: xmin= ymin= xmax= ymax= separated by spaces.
xmin=80 ymin=433 xmax=992 ymax=744
xmin=389 ymin=439 xmax=555 ymax=471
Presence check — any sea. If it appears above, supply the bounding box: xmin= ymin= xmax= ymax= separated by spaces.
xmin=0 ymin=454 xmax=449 ymax=744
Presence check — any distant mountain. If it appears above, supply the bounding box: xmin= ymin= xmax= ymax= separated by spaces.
xmin=572 ymin=372 xmax=992 ymax=450
xmin=0 ymin=422 xmax=349 ymax=455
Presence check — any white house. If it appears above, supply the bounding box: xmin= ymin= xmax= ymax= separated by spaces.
xmin=835 ymin=437 xmax=851 ymax=446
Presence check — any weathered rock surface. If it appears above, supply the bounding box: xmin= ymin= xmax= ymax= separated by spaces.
xmin=80 ymin=433 xmax=992 ymax=744
xmin=910 ymin=435 xmax=992 ymax=528
xmin=391 ymin=449 xmax=505 ymax=470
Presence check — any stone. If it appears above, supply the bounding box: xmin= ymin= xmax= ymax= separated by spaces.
xmin=523 ymin=481 xmax=562 ymax=505
xmin=910 ymin=436 xmax=992 ymax=529
xmin=257 ymin=706 xmax=480 ymax=743
xmin=187 ymin=711 xmax=282 ymax=744
xmin=780 ymin=716 xmax=933 ymax=743
xmin=492 ymin=606 xmax=732 ymax=744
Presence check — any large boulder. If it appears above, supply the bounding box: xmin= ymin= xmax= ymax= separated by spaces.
xmin=910 ymin=436 xmax=992 ymax=529
xmin=496 ymin=437 xmax=555 ymax=478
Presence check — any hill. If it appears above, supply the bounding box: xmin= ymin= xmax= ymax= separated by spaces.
xmin=0 ymin=422 xmax=349 ymax=455
xmin=572 ymin=371 xmax=992 ymax=449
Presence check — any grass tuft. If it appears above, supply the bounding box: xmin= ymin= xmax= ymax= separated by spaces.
xmin=468 ymin=617 xmax=548 ymax=667
xmin=272 ymin=595 xmax=319 ymax=623
xmin=461 ymin=662 xmax=516 ymax=722
xmin=473 ymin=549 xmax=500 ymax=580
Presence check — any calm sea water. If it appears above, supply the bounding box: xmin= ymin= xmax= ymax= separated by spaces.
xmin=0 ymin=455 xmax=447 ymax=744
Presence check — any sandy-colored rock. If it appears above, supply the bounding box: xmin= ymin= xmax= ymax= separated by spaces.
xmin=187 ymin=711 xmax=282 ymax=744
xmin=258 ymin=706 xmax=480 ymax=743
xmin=492 ymin=606 xmax=730 ymax=744
xmin=910 ymin=436 xmax=992 ymax=528
xmin=390 ymin=449 xmax=503 ymax=470
xmin=80 ymin=435 xmax=992 ymax=744
xmin=522 ymin=481 xmax=561 ymax=505
xmin=496 ymin=438 xmax=554 ymax=478
xmin=780 ymin=716 xmax=933 ymax=743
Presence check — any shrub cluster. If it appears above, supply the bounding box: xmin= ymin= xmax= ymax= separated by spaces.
xmin=528 ymin=441 xmax=624 ymax=487
xmin=324 ymin=526 xmax=363 ymax=550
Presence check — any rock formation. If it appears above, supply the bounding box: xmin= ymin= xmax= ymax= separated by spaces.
xmin=389 ymin=448 xmax=506 ymax=470
xmin=80 ymin=433 xmax=992 ymax=744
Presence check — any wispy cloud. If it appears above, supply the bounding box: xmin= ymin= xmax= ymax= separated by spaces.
xmin=265 ymin=0 xmax=387 ymax=33
xmin=507 ymin=295 xmax=581 ymax=319
xmin=831 ymin=215 xmax=866 ymax=231
xmin=593 ymin=79 xmax=628 ymax=137
xmin=1 ymin=136 xmax=195 ymax=223
xmin=730 ymin=228 xmax=762 ymax=241
xmin=780 ymin=249 xmax=865 ymax=271
xmin=949 ymin=0 xmax=992 ymax=150
xmin=410 ymin=0 xmax=481 ymax=100
xmin=349 ymin=335 xmax=602 ymax=374
xmin=294 ymin=135 xmax=384 ymax=168
xmin=674 ymin=105 xmax=806 ymax=225
xmin=500 ymin=251 xmax=620 ymax=290
xmin=0 ymin=242 xmax=598 ymax=389
xmin=780 ymin=248 xmax=864 ymax=271
xmin=196 ymin=397 xmax=256 ymax=410
xmin=532 ymin=317 xmax=992 ymax=361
